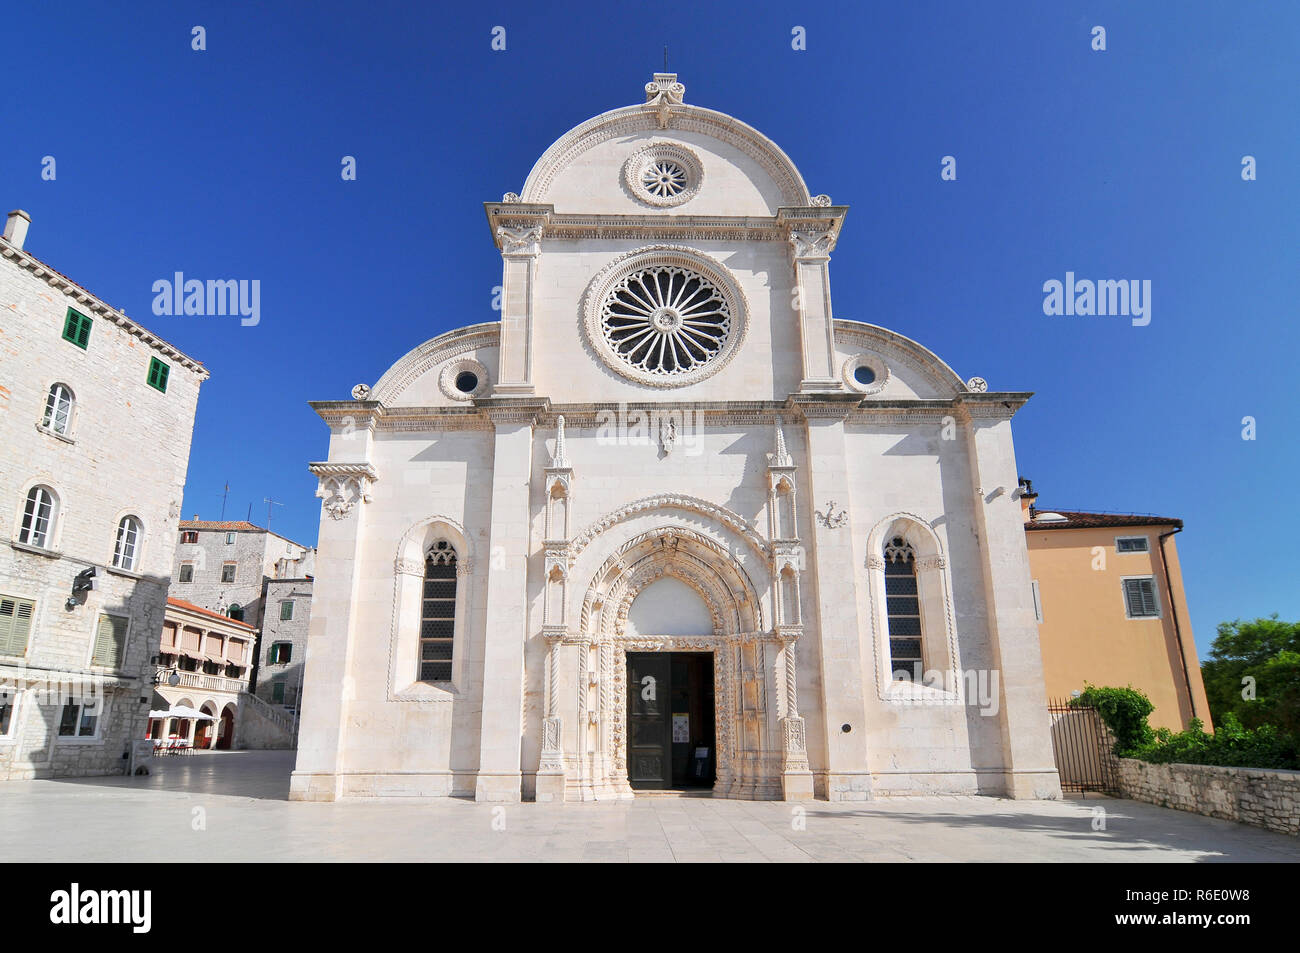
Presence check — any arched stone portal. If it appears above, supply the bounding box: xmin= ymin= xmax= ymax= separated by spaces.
xmin=555 ymin=525 xmax=787 ymax=801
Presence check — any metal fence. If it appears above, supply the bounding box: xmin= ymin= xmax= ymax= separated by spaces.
xmin=1047 ymin=698 xmax=1119 ymax=795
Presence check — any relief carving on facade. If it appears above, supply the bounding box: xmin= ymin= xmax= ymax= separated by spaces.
xmin=310 ymin=463 xmax=378 ymax=521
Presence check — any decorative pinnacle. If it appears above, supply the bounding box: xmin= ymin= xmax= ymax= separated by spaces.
xmin=772 ymin=418 xmax=793 ymax=468
xmin=551 ymin=415 xmax=569 ymax=468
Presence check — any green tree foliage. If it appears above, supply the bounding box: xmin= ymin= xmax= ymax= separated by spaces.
xmin=1201 ymin=615 xmax=1300 ymax=739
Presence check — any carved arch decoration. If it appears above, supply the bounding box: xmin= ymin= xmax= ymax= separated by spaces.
xmin=519 ymin=104 xmax=811 ymax=208
xmin=832 ymin=319 xmax=967 ymax=398
xmin=569 ymin=493 xmax=771 ymax=562
xmin=571 ymin=524 xmax=776 ymax=800
xmin=371 ymin=323 xmax=500 ymax=404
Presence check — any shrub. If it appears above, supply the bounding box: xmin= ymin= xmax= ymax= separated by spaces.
xmin=1071 ymin=684 xmax=1153 ymax=755
xmin=1129 ymin=713 xmax=1299 ymax=770
xmin=1073 ymin=684 xmax=1300 ymax=769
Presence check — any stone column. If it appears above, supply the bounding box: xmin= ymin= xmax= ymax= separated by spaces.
xmin=494 ymin=226 xmax=542 ymax=397
xmin=289 ymin=457 xmax=377 ymax=801
xmin=778 ymin=630 xmax=813 ymax=800
xmin=535 ymin=416 xmax=573 ymax=802
xmin=960 ymin=400 xmax=1062 ymax=799
xmin=474 ymin=402 xmax=544 ymax=802
xmin=795 ymin=395 xmax=873 ymax=800
xmin=536 ymin=630 xmax=566 ymax=802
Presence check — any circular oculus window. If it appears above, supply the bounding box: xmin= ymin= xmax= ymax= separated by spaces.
xmin=583 ymin=247 xmax=748 ymax=388
xmin=843 ymin=353 xmax=889 ymax=395
xmin=622 ymin=143 xmax=704 ymax=208
xmin=438 ymin=357 xmax=490 ymax=401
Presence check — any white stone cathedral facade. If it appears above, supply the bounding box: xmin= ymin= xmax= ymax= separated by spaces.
xmin=291 ymin=75 xmax=1062 ymax=803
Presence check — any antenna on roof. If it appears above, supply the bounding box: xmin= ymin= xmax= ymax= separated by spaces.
xmin=219 ymin=481 xmax=230 ymax=520
xmin=663 ymin=45 xmax=668 ymax=71
xmin=264 ymin=497 xmax=284 ymax=531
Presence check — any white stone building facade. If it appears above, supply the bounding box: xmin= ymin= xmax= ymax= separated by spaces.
xmin=0 ymin=210 xmax=208 ymax=779
xmin=151 ymin=597 xmax=256 ymax=748
xmin=291 ymin=76 xmax=1062 ymax=802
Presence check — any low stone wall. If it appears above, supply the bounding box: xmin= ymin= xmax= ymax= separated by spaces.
xmin=1116 ymin=758 xmax=1300 ymax=835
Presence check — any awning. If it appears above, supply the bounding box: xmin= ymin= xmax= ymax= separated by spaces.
xmin=148 ymin=705 xmax=215 ymax=720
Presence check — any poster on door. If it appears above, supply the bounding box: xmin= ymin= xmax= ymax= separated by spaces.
xmin=672 ymin=713 xmax=690 ymax=742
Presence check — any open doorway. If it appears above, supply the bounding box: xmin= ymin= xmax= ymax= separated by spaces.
xmin=626 ymin=651 xmax=715 ymax=791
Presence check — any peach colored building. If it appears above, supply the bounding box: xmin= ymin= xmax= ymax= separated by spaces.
xmin=1020 ymin=481 xmax=1211 ymax=732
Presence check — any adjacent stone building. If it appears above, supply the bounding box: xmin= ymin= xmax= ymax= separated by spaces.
xmin=291 ymin=75 xmax=1063 ymax=802
xmin=170 ymin=518 xmax=314 ymax=735
xmin=150 ymin=596 xmax=256 ymax=748
xmin=0 ymin=209 xmax=208 ymax=779
xmin=257 ymin=576 xmax=313 ymax=713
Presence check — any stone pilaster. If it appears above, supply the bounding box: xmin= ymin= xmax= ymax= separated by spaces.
xmin=474 ymin=402 xmax=546 ymax=802
xmin=289 ymin=458 xmax=377 ymax=801
xmin=780 ymin=206 xmax=847 ymax=393
xmin=959 ymin=398 xmax=1062 ymax=799
xmin=494 ymin=225 xmax=543 ymax=396
xmin=793 ymin=394 xmax=873 ymax=800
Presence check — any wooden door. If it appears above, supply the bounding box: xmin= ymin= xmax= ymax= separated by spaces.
xmin=626 ymin=653 xmax=671 ymax=789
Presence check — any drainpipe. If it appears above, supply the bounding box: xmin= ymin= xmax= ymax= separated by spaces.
xmin=1158 ymin=525 xmax=1197 ymax=723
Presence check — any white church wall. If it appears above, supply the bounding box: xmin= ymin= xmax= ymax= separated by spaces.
xmin=530 ymin=240 xmax=801 ymax=403
xmin=293 ymin=72 xmax=1062 ymax=803
xmin=536 ymin=129 xmax=790 ymax=217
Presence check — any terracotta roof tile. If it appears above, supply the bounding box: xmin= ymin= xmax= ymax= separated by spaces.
xmin=1024 ymin=510 xmax=1182 ymax=531
xmin=178 ymin=520 xmax=264 ymax=531
xmin=166 ymin=597 xmax=257 ymax=631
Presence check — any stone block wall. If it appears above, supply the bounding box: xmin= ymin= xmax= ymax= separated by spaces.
xmin=1116 ymin=757 xmax=1300 ymax=836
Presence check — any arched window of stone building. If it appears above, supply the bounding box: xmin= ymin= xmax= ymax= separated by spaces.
xmin=18 ymin=485 xmax=57 ymax=549
xmin=42 ymin=383 xmax=75 ymax=436
xmin=420 ymin=541 xmax=457 ymax=681
xmin=112 ymin=516 xmax=142 ymax=571
xmin=883 ymin=536 xmax=923 ymax=681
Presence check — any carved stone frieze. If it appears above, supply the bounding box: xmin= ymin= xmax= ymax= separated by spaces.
xmin=310 ymin=462 xmax=378 ymax=520
xmin=496 ymin=224 xmax=543 ymax=256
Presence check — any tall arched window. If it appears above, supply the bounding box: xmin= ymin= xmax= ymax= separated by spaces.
xmin=420 ymin=541 xmax=457 ymax=682
xmin=112 ymin=516 xmax=142 ymax=571
xmin=883 ymin=537 xmax=923 ymax=681
xmin=18 ymin=486 xmax=56 ymax=549
xmin=42 ymin=383 xmax=75 ymax=436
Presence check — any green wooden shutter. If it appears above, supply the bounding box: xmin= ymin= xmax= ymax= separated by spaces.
xmin=147 ymin=357 xmax=170 ymax=393
xmin=0 ymin=598 xmax=35 ymax=657
xmin=92 ymin=613 xmax=129 ymax=668
xmin=63 ymin=309 xmax=91 ymax=349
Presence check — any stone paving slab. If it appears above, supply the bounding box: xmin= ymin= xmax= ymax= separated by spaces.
xmin=0 ymin=750 xmax=1297 ymax=863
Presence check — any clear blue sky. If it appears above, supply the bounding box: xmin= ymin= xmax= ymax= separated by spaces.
xmin=4 ymin=1 xmax=1296 ymax=656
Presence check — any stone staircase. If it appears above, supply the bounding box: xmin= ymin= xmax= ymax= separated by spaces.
xmin=237 ymin=691 xmax=297 ymax=749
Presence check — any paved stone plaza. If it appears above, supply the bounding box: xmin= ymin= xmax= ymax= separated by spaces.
xmin=1 ymin=751 xmax=1297 ymax=862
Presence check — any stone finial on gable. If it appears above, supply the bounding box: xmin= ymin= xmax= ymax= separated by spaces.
xmin=644 ymin=72 xmax=685 ymax=128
